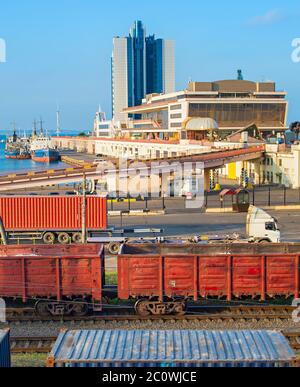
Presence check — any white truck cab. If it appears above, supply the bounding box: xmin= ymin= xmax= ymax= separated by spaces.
xmin=246 ymin=205 xmax=281 ymax=243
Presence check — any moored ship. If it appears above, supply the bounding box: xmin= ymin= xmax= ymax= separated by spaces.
xmin=5 ymin=131 xmax=31 ymax=160
xmin=31 ymin=147 xmax=60 ymax=163
xmin=30 ymin=122 xmax=60 ymax=163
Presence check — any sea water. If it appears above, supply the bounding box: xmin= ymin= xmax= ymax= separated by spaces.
xmin=0 ymin=134 xmax=68 ymax=175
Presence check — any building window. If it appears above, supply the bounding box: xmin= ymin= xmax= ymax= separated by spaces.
xmin=170 ymin=113 xmax=182 ymax=119
xmin=188 ymin=102 xmax=286 ymax=128
xmin=170 ymin=104 xmax=182 ymax=111
xmin=170 ymin=122 xmax=182 ymax=128
xmin=279 ymin=159 xmax=282 ymax=167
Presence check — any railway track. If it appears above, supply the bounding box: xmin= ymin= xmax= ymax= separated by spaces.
xmin=5 ymin=305 xmax=297 ymax=323
xmin=10 ymin=331 xmax=300 ymax=355
xmin=10 ymin=337 xmax=56 ymax=354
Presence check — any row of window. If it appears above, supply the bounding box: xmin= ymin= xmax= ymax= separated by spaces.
xmin=170 ymin=113 xmax=182 ymax=119
xmin=170 ymin=104 xmax=182 ymax=111
xmin=189 ymin=103 xmax=286 ymax=127
xmin=261 ymin=158 xmax=283 ymax=167
xmin=170 ymin=122 xmax=182 ymax=128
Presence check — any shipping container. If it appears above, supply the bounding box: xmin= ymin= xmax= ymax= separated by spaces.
xmin=0 ymin=329 xmax=11 ymax=368
xmin=0 ymin=196 xmax=107 ymax=244
xmin=47 ymin=330 xmax=296 ymax=368
xmin=0 ymin=195 xmax=107 ymax=231
xmin=0 ymin=244 xmax=104 ymax=316
xmin=118 ymin=244 xmax=300 ymax=313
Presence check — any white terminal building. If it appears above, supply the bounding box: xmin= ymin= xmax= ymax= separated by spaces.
xmin=55 ymin=77 xmax=300 ymax=188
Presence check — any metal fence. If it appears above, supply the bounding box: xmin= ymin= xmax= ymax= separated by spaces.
xmin=107 ymin=186 xmax=300 ymax=213
xmin=205 ymin=186 xmax=300 ymax=209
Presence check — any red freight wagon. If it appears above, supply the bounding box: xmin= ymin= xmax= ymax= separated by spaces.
xmin=0 ymin=196 xmax=107 ymax=244
xmin=118 ymin=244 xmax=300 ymax=316
xmin=0 ymin=244 xmax=104 ymax=316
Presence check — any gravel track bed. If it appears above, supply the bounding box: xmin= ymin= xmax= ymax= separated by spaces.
xmin=2 ymin=319 xmax=300 ymax=338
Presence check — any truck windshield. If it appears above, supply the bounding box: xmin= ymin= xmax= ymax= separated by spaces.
xmin=265 ymin=222 xmax=277 ymax=231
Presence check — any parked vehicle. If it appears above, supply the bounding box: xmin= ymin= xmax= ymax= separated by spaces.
xmin=1 ymin=242 xmax=300 ymax=317
xmin=246 ymin=205 xmax=280 ymax=243
xmin=0 ymin=244 xmax=103 ymax=316
xmin=0 ymin=196 xmax=107 ymax=244
xmin=118 ymin=243 xmax=300 ymax=315
xmin=191 ymin=206 xmax=281 ymax=244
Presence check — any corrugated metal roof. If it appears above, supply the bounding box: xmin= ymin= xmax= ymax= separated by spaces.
xmin=50 ymin=330 xmax=295 ymax=365
xmin=0 ymin=329 xmax=11 ymax=368
xmin=0 ymin=330 xmax=8 ymax=342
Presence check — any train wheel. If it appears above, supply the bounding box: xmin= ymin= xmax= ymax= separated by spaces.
xmin=72 ymin=232 xmax=83 ymax=244
xmin=58 ymin=232 xmax=70 ymax=245
xmin=43 ymin=232 xmax=55 ymax=245
xmin=108 ymin=242 xmax=121 ymax=255
xmin=135 ymin=300 xmax=151 ymax=317
xmin=173 ymin=302 xmax=186 ymax=316
xmin=72 ymin=300 xmax=89 ymax=317
xmin=35 ymin=301 xmax=51 ymax=317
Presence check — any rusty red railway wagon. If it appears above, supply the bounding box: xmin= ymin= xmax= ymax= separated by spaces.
xmin=0 ymin=244 xmax=104 ymax=316
xmin=118 ymin=243 xmax=300 ymax=316
xmin=0 ymin=196 xmax=107 ymax=244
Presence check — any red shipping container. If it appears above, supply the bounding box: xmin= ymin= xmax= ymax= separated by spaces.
xmin=0 ymin=196 xmax=107 ymax=231
xmin=0 ymin=244 xmax=104 ymax=303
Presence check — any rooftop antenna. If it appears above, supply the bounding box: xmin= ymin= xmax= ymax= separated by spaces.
xmin=237 ymin=70 xmax=244 ymax=81
xmin=56 ymin=104 xmax=61 ymax=137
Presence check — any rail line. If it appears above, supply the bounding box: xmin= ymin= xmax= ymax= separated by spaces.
xmin=5 ymin=305 xmax=297 ymax=323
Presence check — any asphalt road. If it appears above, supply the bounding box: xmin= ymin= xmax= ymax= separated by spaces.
xmin=109 ymin=210 xmax=300 ymax=242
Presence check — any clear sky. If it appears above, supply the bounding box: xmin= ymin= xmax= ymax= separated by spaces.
xmin=0 ymin=0 xmax=300 ymax=133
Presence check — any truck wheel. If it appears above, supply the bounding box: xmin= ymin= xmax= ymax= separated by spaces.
xmin=108 ymin=242 xmax=121 ymax=255
xmin=72 ymin=232 xmax=83 ymax=244
xmin=43 ymin=232 xmax=55 ymax=245
xmin=259 ymin=239 xmax=271 ymax=244
xmin=58 ymin=232 xmax=70 ymax=245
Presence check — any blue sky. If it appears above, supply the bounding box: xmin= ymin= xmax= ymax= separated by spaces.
xmin=0 ymin=0 xmax=300 ymax=133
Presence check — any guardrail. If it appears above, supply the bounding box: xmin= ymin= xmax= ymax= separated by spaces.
xmin=61 ymin=156 xmax=94 ymax=169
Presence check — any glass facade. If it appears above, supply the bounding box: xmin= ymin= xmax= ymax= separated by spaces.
xmin=146 ymin=36 xmax=163 ymax=94
xmin=129 ymin=21 xmax=146 ymax=107
xmin=189 ymin=103 xmax=286 ymax=128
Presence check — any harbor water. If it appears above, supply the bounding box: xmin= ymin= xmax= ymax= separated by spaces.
xmin=0 ymin=134 xmax=68 ymax=175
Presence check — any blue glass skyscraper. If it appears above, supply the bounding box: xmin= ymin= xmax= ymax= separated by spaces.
xmin=112 ymin=21 xmax=175 ymax=121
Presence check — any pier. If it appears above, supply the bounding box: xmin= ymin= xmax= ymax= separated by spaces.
xmin=0 ymin=146 xmax=264 ymax=192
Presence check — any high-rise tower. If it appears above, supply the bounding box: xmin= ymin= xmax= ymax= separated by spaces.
xmin=112 ymin=21 xmax=175 ymax=122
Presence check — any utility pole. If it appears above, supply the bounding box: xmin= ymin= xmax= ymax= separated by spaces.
xmin=0 ymin=217 xmax=7 ymax=245
xmin=82 ymin=174 xmax=87 ymax=244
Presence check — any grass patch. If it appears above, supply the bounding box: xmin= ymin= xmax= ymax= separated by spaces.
xmin=105 ymin=272 xmax=117 ymax=286
xmin=12 ymin=353 xmax=48 ymax=368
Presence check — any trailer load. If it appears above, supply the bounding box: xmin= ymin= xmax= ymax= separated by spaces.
xmin=0 ymin=243 xmax=300 ymax=317
xmin=0 ymin=196 xmax=107 ymax=244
